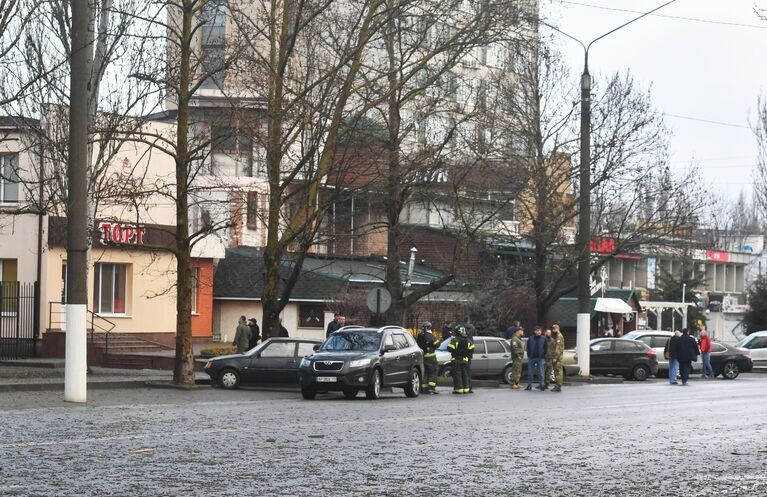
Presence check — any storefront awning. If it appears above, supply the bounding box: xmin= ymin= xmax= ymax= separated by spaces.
xmin=594 ymin=297 xmax=633 ymax=314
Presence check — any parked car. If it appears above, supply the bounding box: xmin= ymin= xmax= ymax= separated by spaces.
xmin=298 ymin=325 xmax=424 ymax=400
xmin=204 ymin=337 xmax=321 ymax=389
xmin=710 ymin=341 xmax=753 ymax=379
xmin=574 ymin=338 xmax=658 ymax=381
xmin=435 ymin=336 xmax=579 ymax=384
xmin=622 ymin=330 xmax=702 ymax=376
xmin=735 ymin=330 xmax=767 ymax=367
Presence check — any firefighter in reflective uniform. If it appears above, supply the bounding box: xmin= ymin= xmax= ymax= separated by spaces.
xmin=416 ymin=321 xmax=440 ymax=394
xmin=551 ymin=324 xmax=565 ymax=392
xmin=447 ymin=324 xmax=474 ymax=394
xmin=509 ymin=326 xmax=525 ymax=389
xmin=544 ymin=328 xmax=555 ymax=389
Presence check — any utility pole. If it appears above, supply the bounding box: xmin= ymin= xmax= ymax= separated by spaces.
xmin=65 ymin=0 xmax=91 ymax=403
xmin=546 ymin=0 xmax=678 ymax=377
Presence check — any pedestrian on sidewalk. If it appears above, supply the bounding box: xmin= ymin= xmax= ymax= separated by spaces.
xmin=509 ymin=326 xmax=525 ymax=389
xmin=550 ymin=324 xmax=565 ymax=392
xmin=248 ymin=318 xmax=261 ymax=349
xmin=544 ymin=328 xmax=554 ymax=389
xmin=526 ymin=326 xmax=547 ymax=391
xmin=665 ymin=330 xmax=681 ymax=385
xmin=699 ymin=330 xmax=714 ymax=378
xmin=674 ymin=328 xmax=700 ymax=386
xmin=233 ymin=316 xmax=252 ymax=353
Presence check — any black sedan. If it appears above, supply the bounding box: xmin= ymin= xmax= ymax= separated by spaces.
xmin=575 ymin=338 xmax=659 ymax=381
xmin=710 ymin=341 xmax=753 ymax=379
xmin=204 ymin=337 xmax=321 ymax=389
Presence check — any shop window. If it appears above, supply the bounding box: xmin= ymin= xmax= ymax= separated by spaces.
xmin=298 ymin=303 xmax=325 ymax=328
xmin=246 ymin=191 xmax=258 ymax=229
xmin=191 ymin=267 xmax=199 ymax=315
xmin=1 ymin=154 xmax=20 ymax=203
xmin=93 ymin=263 xmax=128 ymax=315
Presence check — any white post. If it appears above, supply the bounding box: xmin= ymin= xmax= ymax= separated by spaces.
xmin=682 ymin=307 xmax=688 ymax=330
xmin=656 ymin=307 xmax=662 ymax=331
xmin=64 ymin=304 xmax=88 ymax=403
xmin=576 ymin=313 xmax=590 ymax=376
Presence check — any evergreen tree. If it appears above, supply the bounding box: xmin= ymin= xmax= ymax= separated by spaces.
xmin=744 ymin=275 xmax=767 ymax=334
xmin=650 ymin=256 xmax=707 ymax=331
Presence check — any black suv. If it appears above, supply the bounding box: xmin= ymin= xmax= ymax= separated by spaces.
xmin=298 ymin=326 xmax=424 ymax=400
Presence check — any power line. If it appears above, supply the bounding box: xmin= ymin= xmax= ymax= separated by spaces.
xmin=560 ymin=1 xmax=767 ymax=30
xmin=662 ymin=113 xmax=752 ymax=130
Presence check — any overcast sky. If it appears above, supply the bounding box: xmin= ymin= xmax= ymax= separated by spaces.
xmin=542 ymin=0 xmax=767 ymax=202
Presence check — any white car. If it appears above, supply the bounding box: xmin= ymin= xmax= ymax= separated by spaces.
xmin=736 ymin=331 xmax=767 ymax=367
xmin=622 ymin=330 xmax=702 ymax=375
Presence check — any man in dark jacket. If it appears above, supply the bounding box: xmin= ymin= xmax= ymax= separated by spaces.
xmin=447 ymin=325 xmax=474 ymax=394
xmin=526 ymin=326 xmax=547 ymax=391
xmin=664 ymin=330 xmax=681 ymax=385
xmin=505 ymin=321 xmax=520 ymax=340
xmin=674 ymin=328 xmax=700 ymax=385
xmin=248 ymin=318 xmax=261 ymax=349
xmin=326 ymin=313 xmax=345 ymax=338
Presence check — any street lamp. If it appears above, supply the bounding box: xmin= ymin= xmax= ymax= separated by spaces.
xmin=546 ymin=0 xmax=678 ymax=376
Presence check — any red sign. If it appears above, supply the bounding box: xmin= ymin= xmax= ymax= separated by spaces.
xmin=590 ymin=237 xmax=615 ymax=254
xmin=706 ymin=250 xmax=729 ymax=263
xmin=98 ymin=222 xmax=146 ymax=246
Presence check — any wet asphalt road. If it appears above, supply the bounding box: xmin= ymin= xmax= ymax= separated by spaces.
xmin=1 ymin=375 xmax=766 ymax=497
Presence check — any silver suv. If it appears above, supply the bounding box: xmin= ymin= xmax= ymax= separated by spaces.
xmin=622 ymin=330 xmax=701 ymax=375
xmin=736 ymin=330 xmax=767 ymax=367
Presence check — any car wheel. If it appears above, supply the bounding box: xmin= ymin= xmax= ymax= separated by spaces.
xmin=441 ymin=365 xmax=453 ymax=378
xmin=218 ymin=368 xmax=240 ymax=389
xmin=502 ymin=365 xmax=513 ymax=385
xmin=365 ymin=369 xmax=382 ymax=400
xmin=342 ymin=389 xmax=358 ymax=399
xmin=404 ymin=368 xmax=421 ymax=398
xmin=632 ymin=365 xmax=650 ymax=381
xmin=722 ymin=361 xmax=740 ymax=380
xmin=301 ymin=386 xmax=316 ymax=400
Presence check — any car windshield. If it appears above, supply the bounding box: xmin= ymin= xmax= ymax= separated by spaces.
xmin=322 ymin=331 xmax=381 ymax=352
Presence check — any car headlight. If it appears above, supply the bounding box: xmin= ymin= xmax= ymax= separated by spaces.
xmin=348 ymin=358 xmax=371 ymax=368
xmin=300 ymin=357 xmax=311 ymax=368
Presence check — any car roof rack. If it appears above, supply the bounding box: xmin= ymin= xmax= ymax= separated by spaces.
xmin=378 ymin=325 xmax=405 ymax=333
xmin=337 ymin=325 xmax=364 ymax=330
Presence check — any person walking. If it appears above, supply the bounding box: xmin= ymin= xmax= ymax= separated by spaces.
xmin=550 ymin=324 xmax=565 ymax=392
xmin=505 ymin=321 xmax=520 ymax=340
xmin=417 ymin=321 xmax=440 ymax=394
xmin=447 ymin=325 xmax=474 ymax=394
xmin=525 ymin=326 xmax=547 ymax=391
xmin=544 ymin=328 xmax=554 ymax=389
xmin=664 ymin=330 xmax=681 ymax=385
xmin=233 ymin=316 xmax=252 ymax=353
xmin=509 ymin=327 xmax=525 ymax=389
xmin=674 ymin=328 xmax=700 ymax=386
xmin=248 ymin=318 xmax=261 ymax=350
xmin=699 ymin=330 xmax=714 ymax=378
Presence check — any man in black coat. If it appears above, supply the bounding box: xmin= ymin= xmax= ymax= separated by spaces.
xmin=674 ymin=328 xmax=700 ymax=385
xmin=248 ymin=318 xmax=261 ymax=349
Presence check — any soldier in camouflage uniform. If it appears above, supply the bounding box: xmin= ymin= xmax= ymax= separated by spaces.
xmin=544 ymin=328 xmax=554 ymax=389
xmin=550 ymin=323 xmax=565 ymax=392
xmin=509 ymin=327 xmax=525 ymax=389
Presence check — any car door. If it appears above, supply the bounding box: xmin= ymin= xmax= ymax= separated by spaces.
xmin=743 ymin=336 xmax=767 ymax=365
xmin=589 ymin=340 xmax=614 ymax=373
xmin=649 ymin=335 xmax=670 ymax=370
xmin=250 ymin=341 xmax=297 ymax=383
xmin=484 ymin=339 xmax=509 ymax=375
xmin=381 ymin=333 xmax=402 ymax=385
xmin=470 ymin=339 xmax=487 ymax=375
xmin=709 ymin=342 xmax=728 ymax=372
xmin=612 ymin=340 xmax=640 ymax=373
xmin=391 ymin=333 xmax=413 ymax=384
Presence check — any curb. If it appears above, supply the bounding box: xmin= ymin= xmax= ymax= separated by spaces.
xmin=0 ymin=380 xmax=152 ymax=393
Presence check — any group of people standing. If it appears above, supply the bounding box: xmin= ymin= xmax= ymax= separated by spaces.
xmin=506 ymin=323 xmax=565 ymax=392
xmin=233 ymin=315 xmax=291 ymax=353
xmin=663 ymin=328 xmax=713 ymax=385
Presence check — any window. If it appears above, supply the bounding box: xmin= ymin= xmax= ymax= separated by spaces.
xmin=591 ymin=340 xmax=612 ymax=352
xmin=191 ymin=267 xmax=199 ymax=315
xmin=747 ymin=337 xmax=767 ymax=349
xmin=652 ymin=336 xmax=669 ymax=348
xmin=297 ymin=342 xmax=316 ymax=357
xmin=472 ymin=340 xmax=486 ymax=355
xmin=710 ymin=343 xmax=726 ymax=353
xmin=210 ymin=124 xmax=253 ymax=177
xmin=200 ymin=0 xmax=227 ymax=89
xmin=92 ymin=263 xmax=127 ymax=314
xmin=298 ymin=303 xmax=324 ymax=328
xmin=260 ymin=342 xmax=296 ymax=358
xmin=1 ymin=259 xmax=18 ymax=313
xmin=246 ymin=191 xmax=258 ymax=229
xmin=638 ymin=336 xmax=653 ymax=347
xmin=486 ymin=340 xmax=505 ymax=354
xmin=384 ymin=334 xmax=395 ymax=350
xmin=614 ymin=341 xmax=639 ymax=351
xmin=392 ymin=333 xmax=410 ymax=349
xmin=0 ymin=154 xmax=20 ymax=203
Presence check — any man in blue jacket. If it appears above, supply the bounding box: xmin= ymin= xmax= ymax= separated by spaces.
xmin=526 ymin=326 xmax=547 ymax=391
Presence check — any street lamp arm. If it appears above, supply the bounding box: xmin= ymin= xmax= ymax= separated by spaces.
xmin=586 ymin=0 xmax=679 ymax=52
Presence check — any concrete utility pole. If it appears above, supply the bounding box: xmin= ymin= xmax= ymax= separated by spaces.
xmin=65 ymin=0 xmax=91 ymax=403
xmin=547 ymin=0 xmax=678 ymax=376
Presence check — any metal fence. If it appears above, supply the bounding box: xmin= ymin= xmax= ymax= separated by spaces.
xmin=0 ymin=281 xmax=39 ymax=360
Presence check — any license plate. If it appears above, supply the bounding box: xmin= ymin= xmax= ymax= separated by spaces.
xmin=316 ymin=376 xmax=337 ymax=383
